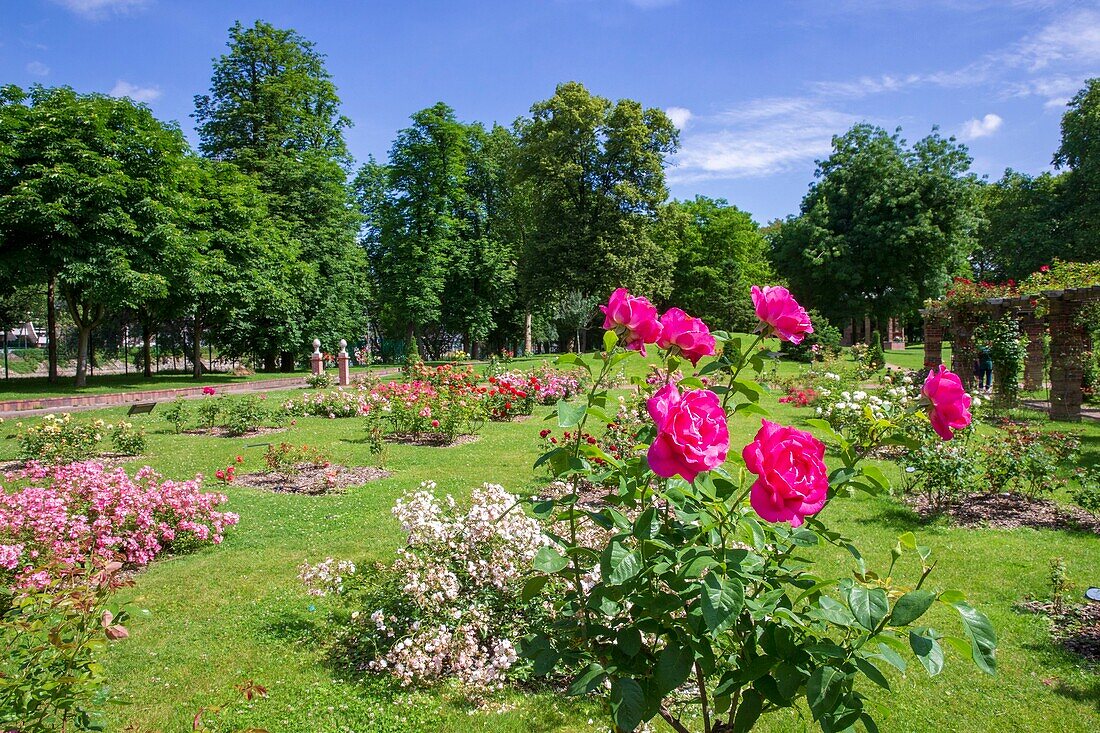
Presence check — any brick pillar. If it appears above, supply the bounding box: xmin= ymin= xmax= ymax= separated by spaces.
xmin=950 ymin=312 xmax=978 ymax=391
xmin=1021 ymin=312 xmax=1046 ymax=392
xmin=1048 ymin=299 xmax=1088 ymax=422
xmin=310 ymin=338 xmax=324 ymax=377
xmin=922 ymin=311 xmax=943 ymax=370
xmin=842 ymin=322 xmax=853 ymax=347
xmin=337 ymin=339 xmax=350 ymax=386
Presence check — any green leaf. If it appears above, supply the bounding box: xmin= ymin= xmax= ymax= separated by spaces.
xmin=567 ymin=663 xmax=606 ymax=696
xmin=603 ymin=330 xmax=618 ymax=352
xmin=909 ymin=630 xmax=945 ymax=677
xmin=817 ymin=596 xmax=856 ymax=627
xmin=860 ymin=465 xmax=890 ymax=491
xmin=735 ymin=402 xmax=770 ymax=416
xmin=854 ymin=657 xmax=891 ymax=690
xmin=946 ymin=600 xmax=997 ymax=674
xmin=847 ymin=585 xmax=889 ymax=631
xmin=731 ymin=689 xmax=763 ymax=733
xmin=874 ymin=642 xmax=908 ymax=673
xmin=604 ymin=541 xmax=643 ymax=585
xmin=654 ymin=640 xmax=694 ymax=695
xmin=806 ymin=665 xmax=844 ymax=717
xmin=521 ymin=575 xmax=549 ymax=602
xmin=701 ymin=574 xmax=745 ymax=636
xmin=889 ymin=590 xmax=936 ymax=627
xmin=617 ymin=627 xmax=642 ymax=657
xmin=557 ymin=400 xmax=587 ymax=428
xmin=632 ymin=507 xmax=660 ymax=540
xmin=533 ymin=546 xmax=569 ymax=574
xmin=555 ymin=353 xmax=591 ymax=374
xmin=610 ymin=677 xmax=646 ymax=732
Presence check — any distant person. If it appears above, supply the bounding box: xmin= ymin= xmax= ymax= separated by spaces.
xmin=976 ymin=345 xmax=993 ymax=392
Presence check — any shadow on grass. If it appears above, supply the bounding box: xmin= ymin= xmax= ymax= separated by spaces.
xmin=853 ymin=498 xmax=951 ymax=534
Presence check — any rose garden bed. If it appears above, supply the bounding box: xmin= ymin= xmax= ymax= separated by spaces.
xmin=385 ymin=432 xmax=480 ymax=447
xmin=1016 ymin=599 xmax=1100 ymax=662
xmin=908 ymin=491 xmax=1100 ymax=534
xmin=233 ymin=463 xmax=390 ymax=494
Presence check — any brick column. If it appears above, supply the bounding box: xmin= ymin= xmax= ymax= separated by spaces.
xmin=1048 ymin=298 xmax=1088 ymax=422
xmin=949 ymin=311 xmax=979 ymax=391
xmin=1021 ymin=311 xmax=1046 ymax=392
xmin=337 ymin=339 xmax=351 ymax=386
xmin=921 ymin=310 xmax=943 ymax=370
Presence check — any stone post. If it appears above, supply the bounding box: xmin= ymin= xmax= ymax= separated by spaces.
xmin=921 ymin=310 xmax=943 ymax=370
xmin=1021 ymin=310 xmax=1046 ymax=392
xmin=841 ymin=322 xmax=853 ymax=347
xmin=1048 ymin=296 xmax=1088 ymax=422
xmin=310 ymin=338 xmax=323 ymax=377
xmin=337 ymin=338 xmax=350 ymax=386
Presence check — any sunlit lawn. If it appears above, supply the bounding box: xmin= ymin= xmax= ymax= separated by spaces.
xmin=0 ymin=348 xmax=1097 ymax=732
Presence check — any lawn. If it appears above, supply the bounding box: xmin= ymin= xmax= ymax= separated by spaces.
xmin=882 ymin=341 xmax=953 ymax=372
xmin=0 ymin=350 xmax=1097 ymax=732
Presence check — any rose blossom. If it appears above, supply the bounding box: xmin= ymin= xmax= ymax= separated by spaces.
xmin=646 ymin=383 xmax=729 ymax=483
xmin=921 ymin=365 xmax=972 ymax=440
xmin=751 ymin=285 xmax=813 ymax=344
xmin=600 ymin=288 xmax=662 ymax=354
xmin=657 ymin=308 xmax=716 ymax=366
xmin=743 ymin=419 xmax=828 ymax=527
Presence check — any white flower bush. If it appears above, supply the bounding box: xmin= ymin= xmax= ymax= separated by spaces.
xmin=300 ymin=481 xmax=553 ymax=690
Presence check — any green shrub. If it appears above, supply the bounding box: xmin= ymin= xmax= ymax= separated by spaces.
xmin=0 ymin=560 xmax=131 ymax=733
xmin=868 ymin=330 xmax=885 ymax=371
xmin=222 ymin=395 xmax=275 ymax=436
xmin=306 ymin=372 xmax=333 ymax=389
xmin=162 ymin=397 xmax=190 ymax=434
xmin=110 ymin=421 xmax=146 ymax=456
xmin=17 ymin=414 xmax=103 ymax=465
xmin=196 ymin=395 xmax=221 ymax=430
xmin=780 ymin=308 xmax=841 ymax=362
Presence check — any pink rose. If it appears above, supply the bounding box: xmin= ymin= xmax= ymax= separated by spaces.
xmin=600 ymin=288 xmax=663 ymax=354
xmin=646 ymin=383 xmax=729 ymax=483
xmin=657 ymin=308 xmax=716 ymax=366
xmin=743 ymin=419 xmax=828 ymax=527
xmin=922 ymin=365 xmax=972 ymax=440
xmin=751 ymin=285 xmax=813 ymax=344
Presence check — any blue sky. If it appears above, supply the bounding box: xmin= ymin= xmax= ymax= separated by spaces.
xmin=2 ymin=0 xmax=1098 ymax=222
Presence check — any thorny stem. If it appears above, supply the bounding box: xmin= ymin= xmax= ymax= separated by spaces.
xmin=696 ymin=661 xmax=712 ymax=732
xmin=721 ymin=332 xmax=767 ymax=412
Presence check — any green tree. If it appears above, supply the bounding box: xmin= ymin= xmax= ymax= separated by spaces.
xmin=973 ymin=170 xmax=1064 ymax=282
xmin=516 ymin=82 xmax=678 ymax=313
xmin=1053 ymin=78 xmax=1100 ymax=264
xmin=659 ymin=196 xmax=773 ymax=331
xmin=194 ymin=20 xmax=367 ymax=369
xmin=0 ymin=85 xmax=188 ymax=387
xmin=770 ymin=124 xmax=980 ymax=330
xmin=362 ymin=103 xmax=469 ymax=349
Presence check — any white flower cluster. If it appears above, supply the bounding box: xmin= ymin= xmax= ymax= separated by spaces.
xmin=818 ymin=383 xmax=916 ymax=426
xmin=298 ymin=557 xmax=357 ymax=597
xmin=366 ymin=481 xmax=547 ymax=688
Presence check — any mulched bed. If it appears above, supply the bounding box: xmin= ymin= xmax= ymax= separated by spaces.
xmin=908 ymin=491 xmax=1100 ymax=534
xmin=1 ymin=453 xmax=141 ymax=473
xmin=1016 ymin=599 xmax=1100 ymax=663
xmin=232 ymin=463 xmax=390 ymax=495
xmin=386 ymin=432 xmax=480 ymax=447
xmin=183 ymin=426 xmax=287 ymax=438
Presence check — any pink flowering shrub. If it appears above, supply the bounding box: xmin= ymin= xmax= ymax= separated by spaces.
xmin=752 ymin=284 xmax=814 ymax=344
xmin=300 ymin=482 xmax=552 ymax=690
xmin=0 ymin=461 xmax=239 ymax=587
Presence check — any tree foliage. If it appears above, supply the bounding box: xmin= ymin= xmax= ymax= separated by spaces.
xmin=770 ymin=124 xmax=980 ymax=328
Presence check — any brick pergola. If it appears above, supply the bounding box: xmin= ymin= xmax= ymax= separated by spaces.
xmin=921 ymin=285 xmax=1100 ymax=422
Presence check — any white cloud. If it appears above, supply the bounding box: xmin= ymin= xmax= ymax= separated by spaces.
xmin=1013 ymin=8 xmax=1100 ymax=70
xmin=669 ymin=98 xmax=861 ymax=183
xmin=109 ymin=80 xmax=161 ymax=103
xmin=51 ymin=0 xmax=148 ymax=18
xmin=959 ymin=113 xmax=1003 ymax=140
xmin=665 ymin=106 xmax=692 ymax=130
xmin=25 ymin=61 xmax=50 ymax=77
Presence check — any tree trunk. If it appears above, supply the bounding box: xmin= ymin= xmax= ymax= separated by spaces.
xmin=47 ymin=273 xmax=58 ymax=384
xmin=191 ymin=315 xmax=203 ymax=379
xmin=280 ymin=351 xmax=294 ymax=372
xmin=142 ymin=323 xmax=153 ymax=378
xmin=263 ymin=350 xmax=277 ymax=372
xmin=74 ymin=325 xmax=91 ymax=388
xmin=524 ymin=309 xmax=533 ymax=356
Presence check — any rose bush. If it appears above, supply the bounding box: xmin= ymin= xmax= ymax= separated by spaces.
xmin=523 ymin=286 xmax=996 ymax=733
xmin=922 ymin=365 xmax=973 ymax=441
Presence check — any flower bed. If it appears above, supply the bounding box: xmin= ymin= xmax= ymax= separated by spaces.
xmin=0 ymin=461 xmax=238 ymax=587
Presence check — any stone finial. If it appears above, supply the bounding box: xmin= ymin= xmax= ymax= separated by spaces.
xmin=312 ymin=338 xmax=321 ymax=356
xmin=339 ymin=338 xmax=348 ymax=355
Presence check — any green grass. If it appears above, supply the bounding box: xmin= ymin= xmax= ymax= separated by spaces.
xmin=0 ymin=351 xmax=1097 ymax=732
xmin=882 ymin=342 xmax=954 ymax=372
